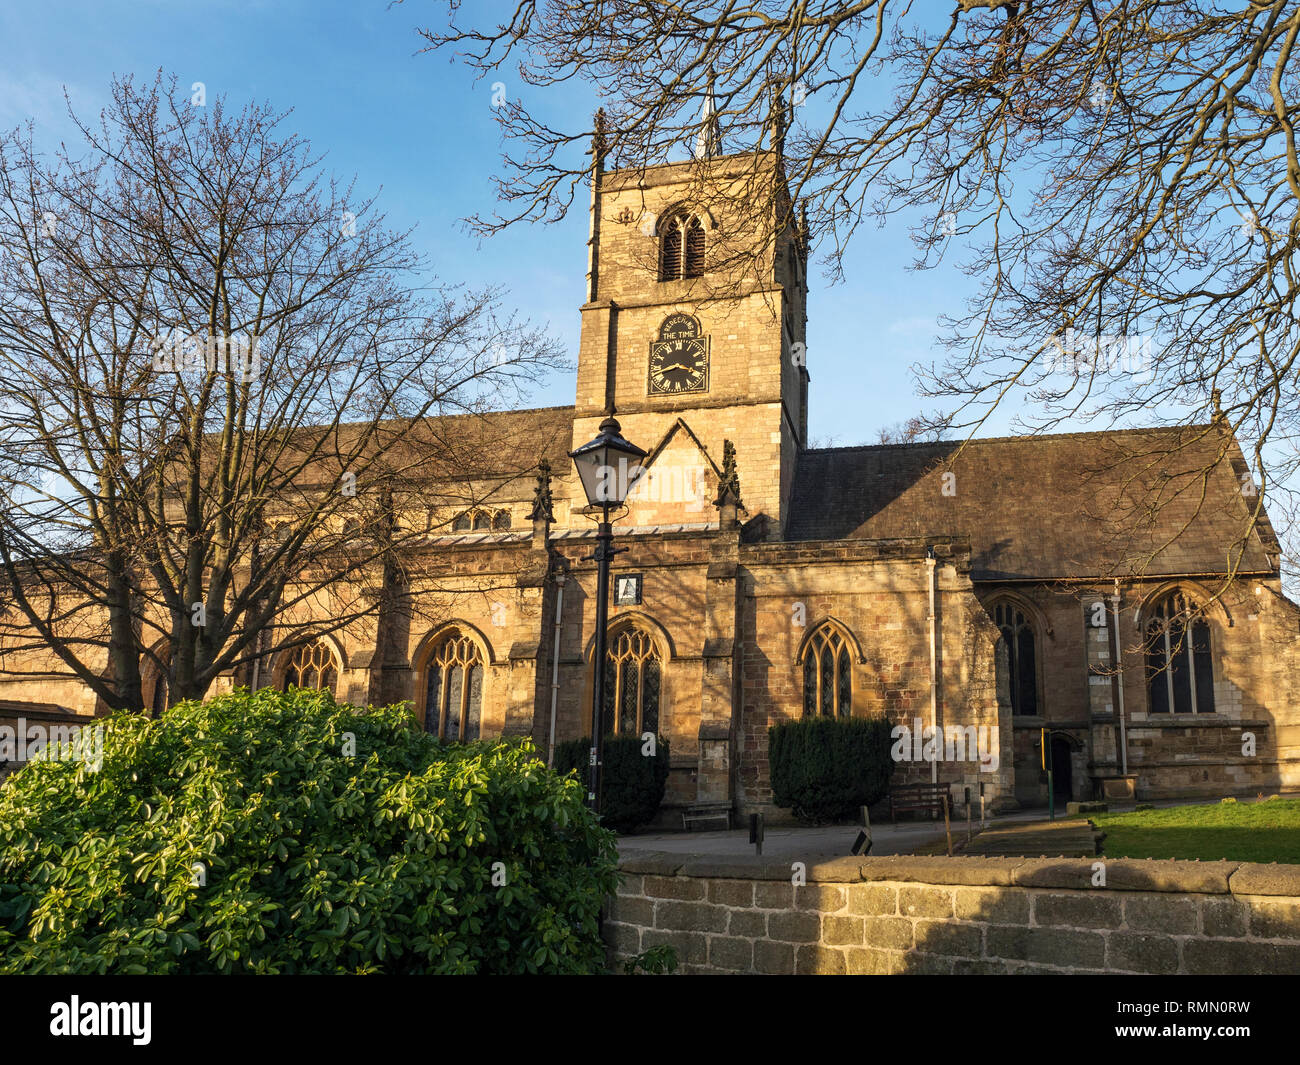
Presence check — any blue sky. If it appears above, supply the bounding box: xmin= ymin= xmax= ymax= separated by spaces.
xmin=0 ymin=0 xmax=1022 ymax=447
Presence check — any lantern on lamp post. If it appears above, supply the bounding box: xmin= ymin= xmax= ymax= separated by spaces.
xmin=568 ymin=415 xmax=647 ymax=815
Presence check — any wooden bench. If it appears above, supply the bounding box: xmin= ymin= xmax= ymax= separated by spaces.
xmin=889 ymin=782 xmax=953 ymax=823
xmin=682 ymin=802 xmax=733 ymax=832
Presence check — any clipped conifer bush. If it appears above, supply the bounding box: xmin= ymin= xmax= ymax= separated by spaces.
xmin=0 ymin=687 xmax=617 ymax=974
xmin=553 ymin=734 xmax=670 ymax=833
xmin=768 ymin=716 xmax=895 ymax=823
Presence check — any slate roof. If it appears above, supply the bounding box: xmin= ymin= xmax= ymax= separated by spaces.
xmin=411 ymin=405 xmax=576 ymax=483
xmin=786 ymin=424 xmax=1279 ymax=580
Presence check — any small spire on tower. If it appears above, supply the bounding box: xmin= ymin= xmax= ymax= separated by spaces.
xmin=694 ymin=68 xmax=722 ymax=160
xmin=591 ymin=108 xmax=607 ymax=172
xmin=769 ymin=79 xmax=787 ymax=157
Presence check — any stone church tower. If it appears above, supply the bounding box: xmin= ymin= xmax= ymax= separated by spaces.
xmin=573 ymin=114 xmax=808 ymax=536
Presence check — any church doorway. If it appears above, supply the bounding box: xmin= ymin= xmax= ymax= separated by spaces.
xmin=1050 ymin=736 xmax=1073 ymax=801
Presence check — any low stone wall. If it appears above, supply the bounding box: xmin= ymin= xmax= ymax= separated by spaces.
xmin=606 ymin=853 xmax=1300 ymax=974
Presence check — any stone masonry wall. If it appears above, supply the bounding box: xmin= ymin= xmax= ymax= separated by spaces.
xmin=606 ymin=852 xmax=1300 ymax=975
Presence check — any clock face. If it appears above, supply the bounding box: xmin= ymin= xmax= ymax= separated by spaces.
xmin=649 ymin=337 xmax=709 ymax=394
xmin=648 ymin=313 xmax=710 ymax=395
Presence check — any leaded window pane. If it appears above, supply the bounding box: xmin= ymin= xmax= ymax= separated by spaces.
xmin=1192 ymin=620 xmax=1215 ymax=714
xmin=618 ymin=659 xmax=638 ymax=735
xmin=642 ymin=659 xmax=660 ymax=734
xmin=1016 ymin=625 xmax=1037 ymax=715
xmin=820 ymin=647 xmax=834 ymax=716
xmin=836 ymin=648 xmax=851 ymax=719
xmin=992 ymin=604 xmax=1036 ymax=716
xmin=445 ymin=665 xmax=464 ymax=739
xmin=465 ymin=664 xmax=483 ymax=741
xmin=1146 ymin=620 xmax=1171 ymax=714
xmin=425 ymin=666 xmax=443 ymax=734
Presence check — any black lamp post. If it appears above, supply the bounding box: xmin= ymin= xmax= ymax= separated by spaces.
xmin=569 ymin=415 xmax=647 ymax=815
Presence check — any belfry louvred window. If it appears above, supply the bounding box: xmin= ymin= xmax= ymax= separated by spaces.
xmin=1145 ymin=592 xmax=1215 ymax=714
xmin=659 ymin=212 xmax=705 ymax=281
xmin=802 ymin=622 xmax=852 ymax=718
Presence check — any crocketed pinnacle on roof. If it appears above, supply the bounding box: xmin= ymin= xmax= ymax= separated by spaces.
xmin=527 ymin=459 xmax=555 ymax=523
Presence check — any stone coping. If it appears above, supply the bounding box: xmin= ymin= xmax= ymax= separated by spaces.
xmin=618 ymin=851 xmax=1300 ymax=897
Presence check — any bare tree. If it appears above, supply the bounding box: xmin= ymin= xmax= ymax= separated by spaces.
xmin=0 ymin=74 xmax=563 ymax=711
xmin=415 ymin=0 xmax=1300 ymax=586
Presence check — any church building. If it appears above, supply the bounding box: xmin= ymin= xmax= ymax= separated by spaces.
xmin=4 ymin=129 xmax=1299 ymax=820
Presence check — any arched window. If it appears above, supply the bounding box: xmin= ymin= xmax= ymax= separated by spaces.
xmin=492 ymin=509 xmax=511 ymax=531
xmin=602 ymin=626 xmax=661 ymax=735
xmin=802 ymin=622 xmax=852 ymax=718
xmin=424 ymin=628 xmax=484 ymax=741
xmin=1145 ymin=592 xmax=1215 ymax=714
xmin=993 ymin=602 xmax=1038 ymax=716
xmin=452 ymin=512 xmax=471 ymax=532
xmin=472 ymin=510 xmax=491 ymax=531
xmin=659 ymin=212 xmax=706 ymax=281
xmin=281 ymin=639 xmax=339 ymax=694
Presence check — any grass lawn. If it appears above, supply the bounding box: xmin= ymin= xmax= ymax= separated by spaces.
xmin=1093 ymin=798 xmax=1300 ymax=863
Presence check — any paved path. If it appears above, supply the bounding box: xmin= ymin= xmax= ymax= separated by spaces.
xmin=617 ymin=802 xmax=1155 ymax=864
xmin=957 ymin=818 xmax=1100 ymax=857
xmin=618 ymin=819 xmax=957 ymax=864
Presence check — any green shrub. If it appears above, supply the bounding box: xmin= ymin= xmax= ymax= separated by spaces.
xmin=553 ymin=734 xmax=670 ymax=833
xmin=0 ymin=687 xmax=617 ymax=974
xmin=768 ymin=716 xmax=895 ymax=823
